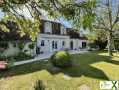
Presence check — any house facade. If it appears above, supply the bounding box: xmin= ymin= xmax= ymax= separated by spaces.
xmin=0 ymin=19 xmax=88 ymax=56
xmin=36 ymin=19 xmax=88 ymax=54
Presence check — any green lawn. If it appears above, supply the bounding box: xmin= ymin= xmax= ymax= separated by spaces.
xmin=0 ymin=51 xmax=119 ymax=90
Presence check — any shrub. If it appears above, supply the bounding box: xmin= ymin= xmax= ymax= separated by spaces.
xmin=13 ymin=52 xmax=34 ymax=61
xmin=13 ymin=42 xmax=17 ymax=47
xmin=0 ymin=55 xmax=7 ymax=61
xmin=0 ymin=41 xmax=9 ymax=49
xmin=6 ymin=58 xmax=14 ymax=69
xmin=28 ymin=42 xmax=35 ymax=55
xmin=50 ymin=51 xmax=72 ymax=68
xmin=18 ymin=42 xmax=24 ymax=50
xmin=95 ymin=40 xmax=107 ymax=50
xmin=28 ymin=43 xmax=35 ymax=50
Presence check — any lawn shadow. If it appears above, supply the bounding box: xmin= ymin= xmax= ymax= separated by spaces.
xmin=1 ymin=51 xmax=119 ymax=81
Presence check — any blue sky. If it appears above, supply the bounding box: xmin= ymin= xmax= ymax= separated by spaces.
xmin=0 ymin=10 xmax=4 ymax=19
xmin=59 ymin=17 xmax=72 ymax=28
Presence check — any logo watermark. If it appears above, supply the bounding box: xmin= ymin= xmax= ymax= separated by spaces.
xmin=100 ymin=81 xmax=118 ymax=90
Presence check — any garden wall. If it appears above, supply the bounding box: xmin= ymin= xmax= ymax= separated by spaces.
xmin=0 ymin=41 xmax=36 ymax=57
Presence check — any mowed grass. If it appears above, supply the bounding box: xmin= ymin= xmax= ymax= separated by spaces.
xmin=0 ymin=51 xmax=119 ymax=90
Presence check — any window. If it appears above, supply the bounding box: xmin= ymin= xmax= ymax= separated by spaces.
xmin=52 ymin=41 xmax=55 ymax=49
xmin=52 ymin=23 xmax=60 ymax=34
xmin=41 ymin=40 xmax=45 ymax=46
xmin=55 ymin=41 xmax=57 ymax=49
xmin=52 ymin=41 xmax=57 ymax=49
xmin=45 ymin=22 xmax=51 ymax=34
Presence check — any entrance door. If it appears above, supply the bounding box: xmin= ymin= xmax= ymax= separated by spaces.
xmin=70 ymin=41 xmax=73 ymax=50
xmin=82 ymin=42 xmax=86 ymax=48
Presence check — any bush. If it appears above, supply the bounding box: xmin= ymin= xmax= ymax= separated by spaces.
xmin=18 ymin=42 xmax=24 ymax=50
xmin=50 ymin=51 xmax=72 ymax=68
xmin=28 ymin=43 xmax=35 ymax=50
xmin=0 ymin=55 xmax=7 ymax=61
xmin=13 ymin=52 xmax=34 ymax=61
xmin=95 ymin=40 xmax=107 ymax=50
xmin=6 ymin=58 xmax=14 ymax=69
xmin=0 ymin=41 xmax=9 ymax=49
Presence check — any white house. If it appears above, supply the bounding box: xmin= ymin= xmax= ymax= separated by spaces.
xmin=36 ymin=19 xmax=88 ymax=54
xmin=0 ymin=19 xmax=88 ymax=56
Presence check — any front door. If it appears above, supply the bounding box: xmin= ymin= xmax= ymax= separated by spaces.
xmin=82 ymin=42 xmax=86 ymax=48
xmin=70 ymin=41 xmax=73 ymax=50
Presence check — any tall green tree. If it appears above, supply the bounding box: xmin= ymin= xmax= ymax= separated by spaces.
xmin=93 ymin=0 xmax=119 ymax=57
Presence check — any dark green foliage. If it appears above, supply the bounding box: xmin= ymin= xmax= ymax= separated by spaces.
xmin=0 ymin=52 xmax=33 ymax=62
xmin=24 ymin=49 xmax=28 ymax=53
xmin=88 ymin=40 xmax=107 ymax=50
xmin=13 ymin=42 xmax=17 ymax=47
xmin=28 ymin=43 xmax=35 ymax=50
xmin=13 ymin=52 xmax=34 ymax=61
xmin=34 ymin=80 xmax=45 ymax=90
xmin=10 ymin=0 xmax=28 ymax=4
xmin=0 ymin=41 xmax=9 ymax=49
xmin=95 ymin=40 xmax=107 ymax=50
xmin=50 ymin=51 xmax=72 ymax=68
xmin=0 ymin=55 xmax=7 ymax=61
xmin=18 ymin=42 xmax=24 ymax=50
xmin=114 ymin=39 xmax=119 ymax=50
xmin=6 ymin=57 xmax=14 ymax=69
xmin=88 ymin=42 xmax=97 ymax=49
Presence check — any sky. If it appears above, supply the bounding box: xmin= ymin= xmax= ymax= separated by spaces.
xmin=59 ymin=17 xmax=72 ymax=28
xmin=0 ymin=10 xmax=4 ymax=20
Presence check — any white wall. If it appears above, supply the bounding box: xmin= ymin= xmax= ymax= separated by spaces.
xmin=37 ymin=33 xmax=89 ymax=54
xmin=3 ymin=43 xmax=20 ymax=56
xmin=2 ymin=42 xmax=35 ymax=56
xmin=37 ymin=34 xmax=70 ymax=53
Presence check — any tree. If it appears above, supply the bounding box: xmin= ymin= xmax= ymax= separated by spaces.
xmin=0 ymin=0 xmax=96 ymax=40
xmin=28 ymin=42 xmax=35 ymax=55
xmin=93 ymin=0 xmax=119 ymax=57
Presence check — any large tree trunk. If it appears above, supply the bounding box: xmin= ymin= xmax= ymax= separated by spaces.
xmin=107 ymin=31 xmax=113 ymax=57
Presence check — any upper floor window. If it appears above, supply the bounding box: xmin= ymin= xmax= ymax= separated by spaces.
xmin=52 ymin=23 xmax=60 ymax=34
xmin=41 ymin=40 xmax=45 ymax=46
xmin=45 ymin=22 xmax=52 ymax=34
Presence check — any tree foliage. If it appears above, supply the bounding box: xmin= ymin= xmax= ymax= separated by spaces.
xmin=93 ymin=0 xmax=119 ymax=56
xmin=0 ymin=0 xmax=96 ymax=40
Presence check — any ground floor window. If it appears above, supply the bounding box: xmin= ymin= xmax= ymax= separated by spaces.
xmin=52 ymin=41 xmax=57 ymax=49
xmin=55 ymin=41 xmax=57 ymax=49
xmin=70 ymin=41 xmax=73 ymax=50
xmin=52 ymin=41 xmax=55 ymax=49
xmin=62 ymin=41 xmax=65 ymax=47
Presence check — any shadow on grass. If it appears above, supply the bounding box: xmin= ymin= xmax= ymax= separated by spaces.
xmin=0 ymin=51 xmax=119 ymax=80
